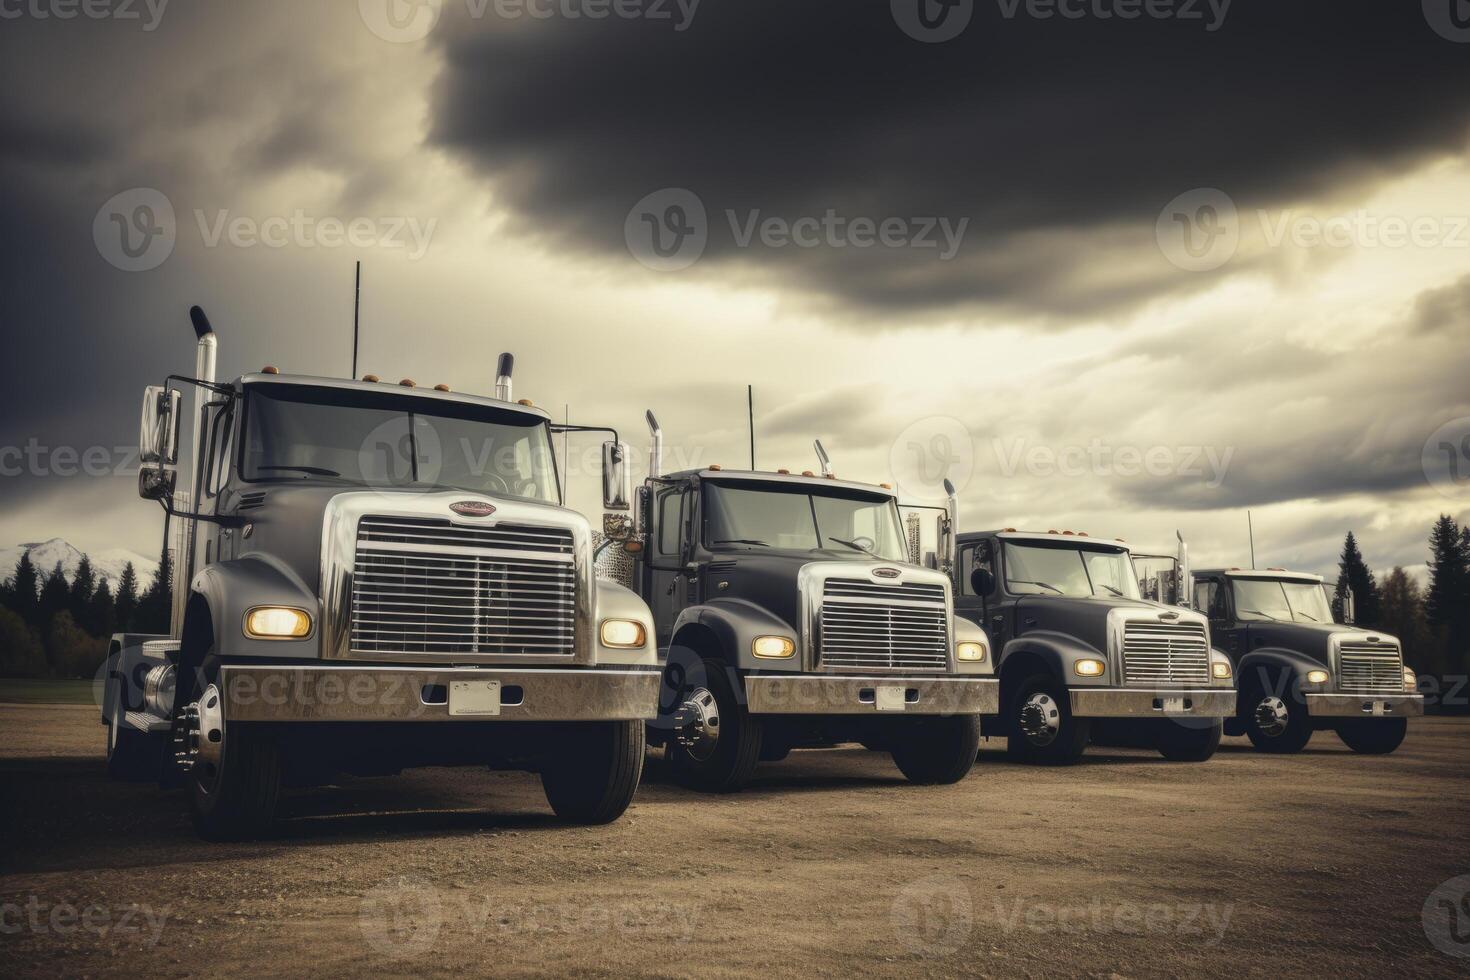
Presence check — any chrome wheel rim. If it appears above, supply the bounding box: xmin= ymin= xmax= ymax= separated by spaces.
xmin=673 ymin=687 xmax=720 ymax=762
xmin=1018 ymin=692 xmax=1061 ymax=746
xmin=1255 ymin=696 xmax=1289 ymax=737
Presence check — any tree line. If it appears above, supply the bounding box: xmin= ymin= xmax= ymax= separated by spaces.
xmin=1330 ymin=515 xmax=1470 ymax=690
xmin=0 ymin=549 xmax=173 ymax=679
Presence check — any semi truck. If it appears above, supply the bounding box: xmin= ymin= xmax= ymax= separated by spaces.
xmin=601 ymin=414 xmax=998 ymax=791
xmin=102 ymin=306 xmax=660 ymax=839
xmin=953 ymin=529 xmax=1236 ymax=764
xmin=1192 ymin=567 xmax=1423 ymax=754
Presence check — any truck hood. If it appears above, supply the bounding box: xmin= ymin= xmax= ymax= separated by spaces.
xmin=1014 ymin=594 xmax=1189 ymax=649
xmin=1241 ymin=620 xmax=1397 ymax=665
xmin=703 ymin=549 xmax=921 ymax=631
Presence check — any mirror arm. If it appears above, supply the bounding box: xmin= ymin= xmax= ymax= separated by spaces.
xmin=164 ymin=374 xmax=235 ymax=398
xmin=154 ymin=497 xmax=245 ymax=529
xmin=550 ymin=423 xmax=621 ymax=444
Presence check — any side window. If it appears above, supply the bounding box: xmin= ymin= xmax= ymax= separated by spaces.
xmin=656 ymin=486 xmax=684 ymax=558
xmin=206 ymin=406 xmax=234 ymax=497
xmin=958 ymin=540 xmax=993 ymax=595
xmin=1195 ymin=580 xmax=1224 ymax=621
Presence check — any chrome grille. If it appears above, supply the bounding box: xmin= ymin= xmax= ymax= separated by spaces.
xmin=1121 ymin=620 xmax=1210 ymax=686
xmin=818 ymin=578 xmax=949 ymax=672
xmin=350 ymin=516 xmax=575 ymax=656
xmin=1338 ymin=642 xmax=1404 ymax=694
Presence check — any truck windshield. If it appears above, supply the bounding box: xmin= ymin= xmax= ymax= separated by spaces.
xmin=1003 ymin=542 xmax=1141 ymax=599
xmin=1232 ymin=578 xmax=1333 ymax=624
xmin=240 ymin=384 xmax=559 ymax=503
xmin=703 ymin=482 xmax=906 ymax=560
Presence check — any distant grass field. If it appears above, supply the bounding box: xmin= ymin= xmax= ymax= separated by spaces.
xmin=0 ymin=678 xmax=95 ymax=705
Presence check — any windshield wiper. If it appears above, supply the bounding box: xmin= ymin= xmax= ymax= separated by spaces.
xmin=257 ymin=465 xmax=342 ymax=477
xmin=1097 ymin=583 xmax=1125 ymax=598
xmin=1011 ymin=579 xmax=1064 ymax=595
xmin=715 ymin=538 xmax=769 ymax=547
xmin=1239 ymin=608 xmax=1280 ymax=622
xmin=828 ymin=536 xmax=880 ymax=558
xmin=1295 ymin=612 xmax=1319 ymax=623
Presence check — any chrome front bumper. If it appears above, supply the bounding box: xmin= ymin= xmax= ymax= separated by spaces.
xmin=1070 ymin=688 xmax=1235 ymax=718
xmin=743 ymin=675 xmax=998 ymax=716
xmin=1306 ymin=693 xmax=1424 ymax=718
xmin=219 ymin=665 xmax=660 ymax=723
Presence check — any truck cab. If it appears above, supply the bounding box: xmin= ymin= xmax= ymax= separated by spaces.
xmin=1193 ymin=567 xmax=1422 ymax=754
xmin=618 ymin=415 xmax=998 ymax=791
xmin=103 ymin=307 xmax=660 ymax=838
xmin=954 ymin=530 xmax=1236 ymax=764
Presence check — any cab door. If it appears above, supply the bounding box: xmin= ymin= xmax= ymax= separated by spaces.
xmin=1196 ymin=576 xmax=1241 ymax=661
xmin=956 ymin=537 xmax=1010 ymax=644
xmin=643 ymin=480 xmax=693 ymax=654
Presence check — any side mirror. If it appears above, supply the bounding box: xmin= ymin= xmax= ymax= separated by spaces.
xmin=139 ymin=385 xmax=181 ymax=465
xmin=138 ymin=465 xmax=177 ymax=502
xmin=971 ymin=567 xmax=996 ymax=598
xmin=1343 ymin=587 xmax=1356 ymax=625
xmin=601 ymin=441 xmax=631 ymax=511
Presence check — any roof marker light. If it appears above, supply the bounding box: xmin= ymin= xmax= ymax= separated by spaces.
xmin=262 ymin=366 xmax=279 ymax=375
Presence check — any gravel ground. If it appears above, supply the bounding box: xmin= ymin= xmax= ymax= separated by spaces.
xmin=1 ymin=704 xmax=1467 ymax=978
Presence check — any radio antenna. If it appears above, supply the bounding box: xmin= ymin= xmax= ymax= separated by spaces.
xmin=351 ymin=260 xmax=362 ymax=379
xmin=1247 ymin=510 xmax=1256 ymax=569
xmin=747 ymin=384 xmax=756 ymax=469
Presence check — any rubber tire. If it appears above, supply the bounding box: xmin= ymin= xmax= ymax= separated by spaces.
xmin=666 ymin=656 xmax=763 ymax=793
xmin=1243 ymin=677 xmax=1313 ymax=754
xmin=189 ymin=674 xmax=281 ymax=842
xmin=106 ymin=684 xmax=159 ymax=782
xmin=759 ymin=741 xmax=792 ymax=763
xmin=541 ymin=720 xmax=646 ymax=824
xmin=1335 ymin=718 xmax=1407 ymax=755
xmin=891 ymin=714 xmax=982 ymax=784
xmin=1006 ymin=673 xmax=1090 ymax=766
xmin=1155 ymin=719 xmax=1223 ymax=762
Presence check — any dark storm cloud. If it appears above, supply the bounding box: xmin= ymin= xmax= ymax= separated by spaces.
xmin=431 ymin=1 xmax=1470 ymax=318
xmin=1413 ymin=271 xmax=1470 ymax=334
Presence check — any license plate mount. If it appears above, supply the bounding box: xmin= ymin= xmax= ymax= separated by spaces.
xmin=1161 ymin=696 xmax=1187 ymax=715
xmin=449 ymin=679 xmax=502 ymax=717
xmin=875 ymin=685 xmax=907 ymax=712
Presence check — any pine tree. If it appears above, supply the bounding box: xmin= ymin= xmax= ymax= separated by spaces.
xmin=1378 ymin=567 xmax=1434 ymax=674
xmin=114 ymin=562 xmax=139 ymax=633
xmin=136 ymin=548 xmax=173 ymax=635
xmin=1331 ymin=532 xmax=1381 ymax=626
xmin=69 ymin=556 xmax=96 ymax=633
xmin=1426 ymin=516 xmax=1465 ymax=636
xmin=6 ymin=551 xmax=39 ymax=625
xmin=88 ymin=579 xmax=117 ymax=640
xmin=37 ymin=561 xmax=70 ymax=633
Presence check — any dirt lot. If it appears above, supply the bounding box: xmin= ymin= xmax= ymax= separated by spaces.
xmin=1 ymin=704 xmax=1467 ymax=978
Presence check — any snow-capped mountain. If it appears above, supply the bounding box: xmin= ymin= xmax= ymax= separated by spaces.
xmin=0 ymin=538 xmax=159 ymax=592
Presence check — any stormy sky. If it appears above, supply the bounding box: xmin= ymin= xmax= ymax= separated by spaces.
xmin=2 ymin=0 xmax=1468 ymax=583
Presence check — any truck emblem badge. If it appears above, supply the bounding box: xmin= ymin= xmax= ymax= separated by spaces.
xmin=450 ymin=501 xmax=496 ymax=518
xmin=873 ymin=567 xmax=901 ymax=579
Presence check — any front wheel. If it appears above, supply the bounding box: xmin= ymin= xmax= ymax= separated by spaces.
xmin=1006 ymin=674 xmax=1090 ymax=765
xmin=1335 ymin=718 xmax=1407 ymax=755
xmin=1243 ymin=680 xmax=1312 ymax=754
xmin=542 ymin=720 xmax=646 ymax=824
xmin=1155 ymin=719 xmax=1222 ymax=762
xmin=187 ymin=683 xmax=281 ymax=841
xmin=662 ymin=654 xmax=762 ymax=792
xmin=891 ymin=714 xmax=981 ymax=784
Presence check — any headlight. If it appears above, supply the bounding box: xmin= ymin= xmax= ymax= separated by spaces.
xmin=752 ymin=635 xmax=796 ymax=659
xmin=1211 ymin=660 xmax=1232 ymax=680
xmin=1404 ymin=667 xmax=1417 ymax=692
xmin=599 ymin=619 xmax=647 ymax=648
xmin=244 ymin=606 xmax=313 ymax=639
xmin=956 ymin=641 xmax=987 ymax=663
xmin=1074 ymin=658 xmax=1106 ymax=677
xmin=1305 ymin=669 xmax=1330 ymax=685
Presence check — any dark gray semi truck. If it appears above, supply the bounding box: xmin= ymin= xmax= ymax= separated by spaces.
xmin=103 ymin=307 xmax=660 ymax=838
xmin=1192 ymin=567 xmax=1422 ymax=754
xmin=598 ymin=414 xmax=998 ymax=791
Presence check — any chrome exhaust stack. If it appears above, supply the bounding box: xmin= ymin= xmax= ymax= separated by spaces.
xmin=494 ymin=353 xmax=514 ymax=402
xmin=1175 ymin=530 xmax=1192 ymax=608
xmin=939 ymin=478 xmax=958 ymax=580
xmin=175 ymin=306 xmax=218 ymax=634
xmin=814 ymin=439 xmax=833 ymax=478
xmin=646 ymin=410 xmax=663 ymax=479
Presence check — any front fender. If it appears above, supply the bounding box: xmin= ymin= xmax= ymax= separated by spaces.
xmin=1237 ymin=647 xmax=1326 ymax=692
xmin=951 ymin=615 xmax=994 ymax=676
xmin=999 ymin=630 xmax=1110 ymax=686
xmin=672 ymin=599 xmax=801 ymax=672
xmin=592 ymin=579 xmax=658 ymax=666
xmin=190 ymin=555 xmax=321 ymax=661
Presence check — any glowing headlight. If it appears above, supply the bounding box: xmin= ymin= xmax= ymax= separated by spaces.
xmin=956 ymin=642 xmax=987 ymax=663
xmin=1211 ymin=660 xmax=1232 ymax=680
xmin=752 ymin=636 xmax=796 ymax=659
xmin=244 ymin=606 xmax=313 ymax=639
xmin=1305 ymin=669 xmax=1330 ymax=685
xmin=599 ymin=619 xmax=647 ymax=648
xmin=1074 ymin=658 xmax=1106 ymax=677
xmin=1403 ymin=667 xmax=1417 ymax=692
